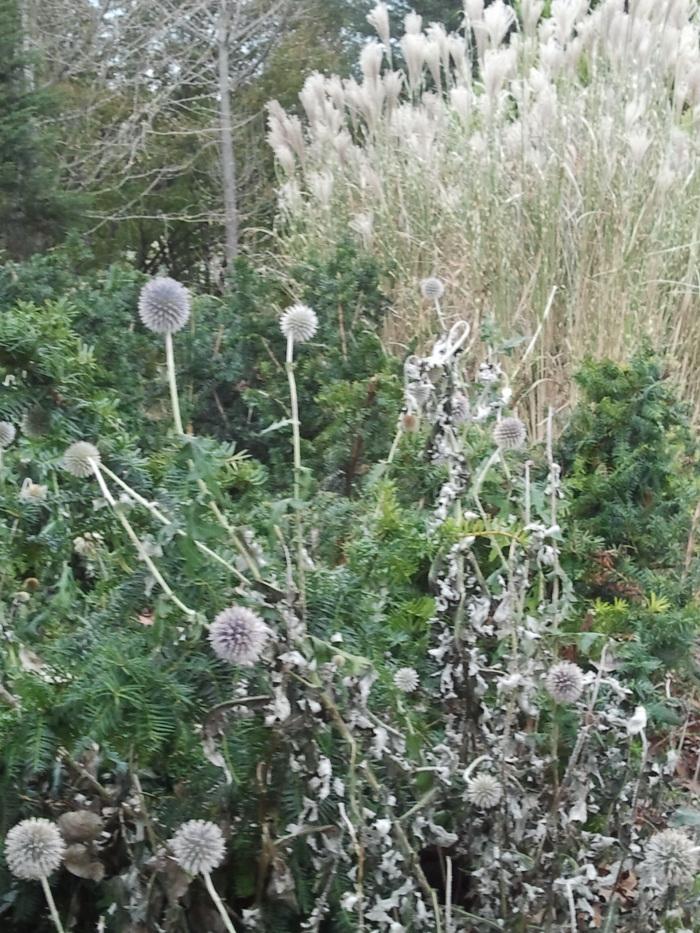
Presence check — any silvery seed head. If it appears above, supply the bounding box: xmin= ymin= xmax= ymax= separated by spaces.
xmin=545 ymin=661 xmax=584 ymax=704
xmin=169 ymin=820 xmax=226 ymax=875
xmin=5 ymin=818 xmax=66 ymax=880
xmin=138 ymin=277 xmax=191 ymax=335
xmin=0 ymin=421 xmax=16 ymax=447
xmin=420 ymin=277 xmax=445 ymax=301
xmin=394 ymin=667 xmax=419 ymax=693
xmin=493 ymin=417 xmax=526 ymax=450
xmin=641 ymin=828 xmax=699 ymax=890
xmin=62 ymin=442 xmax=101 ymax=478
xmin=280 ymin=304 xmax=318 ymax=344
xmin=208 ymin=606 xmax=271 ymax=666
xmin=466 ymin=774 xmax=503 ymax=809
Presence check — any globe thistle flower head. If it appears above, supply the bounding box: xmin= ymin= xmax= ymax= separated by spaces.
xmin=545 ymin=661 xmax=584 ymax=704
xmin=641 ymin=828 xmax=699 ymax=889
xmin=451 ymin=393 xmax=470 ymax=424
xmin=63 ymin=441 xmax=101 ymax=478
xmin=466 ymin=773 xmax=503 ymax=809
xmin=0 ymin=421 xmax=16 ymax=448
xmin=420 ymin=277 xmax=445 ymax=301
xmin=208 ymin=606 xmax=271 ymax=666
xmin=394 ymin=667 xmax=419 ymax=693
xmin=493 ymin=416 xmax=527 ymax=450
xmin=169 ymin=820 xmax=226 ymax=875
xmin=138 ymin=276 xmax=191 ymax=334
xmin=280 ymin=303 xmax=318 ymax=344
xmin=5 ymin=818 xmax=66 ymax=880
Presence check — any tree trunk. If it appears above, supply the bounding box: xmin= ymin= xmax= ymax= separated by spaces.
xmin=217 ymin=0 xmax=239 ymax=266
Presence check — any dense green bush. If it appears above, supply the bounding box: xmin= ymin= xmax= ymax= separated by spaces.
xmin=1 ymin=258 xmax=699 ymax=931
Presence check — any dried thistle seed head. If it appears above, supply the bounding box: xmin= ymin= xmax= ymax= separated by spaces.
xmin=208 ymin=606 xmax=271 ymax=666
xmin=280 ymin=303 xmax=318 ymax=344
xmin=545 ymin=661 xmax=584 ymax=704
xmin=138 ymin=277 xmax=191 ymax=335
xmin=451 ymin=393 xmax=470 ymax=424
xmin=0 ymin=421 xmax=16 ymax=447
xmin=5 ymin=818 xmax=66 ymax=880
xmin=466 ymin=773 xmax=503 ymax=809
xmin=420 ymin=277 xmax=445 ymax=301
xmin=169 ymin=820 xmax=226 ymax=875
xmin=393 ymin=667 xmax=419 ymax=693
xmin=641 ymin=828 xmax=699 ymax=889
xmin=57 ymin=811 xmax=104 ymax=844
xmin=62 ymin=441 xmax=101 ymax=478
xmin=493 ymin=416 xmax=527 ymax=450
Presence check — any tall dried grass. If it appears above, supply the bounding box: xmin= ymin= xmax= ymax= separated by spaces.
xmin=266 ymin=0 xmax=700 ymax=432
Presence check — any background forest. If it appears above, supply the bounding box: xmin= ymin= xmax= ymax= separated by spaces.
xmin=2 ymin=1 xmax=700 ymax=931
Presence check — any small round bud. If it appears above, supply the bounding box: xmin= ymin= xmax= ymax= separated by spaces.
xmin=420 ymin=277 xmax=445 ymax=301
xmin=493 ymin=417 xmax=527 ymax=450
xmin=280 ymin=304 xmax=318 ymax=344
xmin=208 ymin=606 xmax=271 ymax=666
xmin=5 ymin=818 xmax=66 ymax=880
xmin=466 ymin=774 xmax=503 ymax=809
xmin=138 ymin=277 xmax=191 ymax=335
xmin=169 ymin=820 xmax=226 ymax=875
xmin=545 ymin=661 xmax=584 ymax=704
xmin=62 ymin=442 xmax=101 ymax=478
xmin=393 ymin=667 xmax=419 ymax=693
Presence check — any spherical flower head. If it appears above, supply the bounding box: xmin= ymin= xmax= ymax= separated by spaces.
xmin=545 ymin=661 xmax=584 ymax=704
xmin=451 ymin=393 xmax=470 ymax=424
xmin=394 ymin=667 xmax=419 ymax=693
xmin=169 ymin=820 xmax=226 ymax=875
xmin=5 ymin=818 xmax=66 ymax=880
xmin=138 ymin=276 xmax=191 ymax=335
xmin=0 ymin=421 xmax=16 ymax=448
xmin=208 ymin=606 xmax=271 ymax=666
xmin=466 ymin=773 xmax=503 ymax=809
xmin=493 ymin=417 xmax=527 ymax=450
xmin=280 ymin=303 xmax=318 ymax=344
xmin=641 ymin=828 xmax=699 ymax=889
xmin=420 ymin=277 xmax=445 ymax=301
xmin=62 ymin=441 xmax=101 ymax=478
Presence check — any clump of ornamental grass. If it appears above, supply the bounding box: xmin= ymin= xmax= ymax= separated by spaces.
xmin=269 ymin=0 xmax=700 ymax=425
xmin=169 ymin=821 xmax=237 ymax=932
xmin=5 ymin=819 xmax=66 ymax=932
xmin=138 ymin=276 xmax=191 ymax=435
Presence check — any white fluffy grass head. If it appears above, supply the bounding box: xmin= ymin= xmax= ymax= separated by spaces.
xmin=280 ymin=303 xmax=318 ymax=344
xmin=208 ymin=606 xmax=271 ymax=666
xmin=62 ymin=441 xmax=101 ymax=478
xmin=169 ymin=819 xmax=226 ymax=875
xmin=138 ymin=277 xmax=191 ymax=335
xmin=5 ymin=818 xmax=66 ymax=880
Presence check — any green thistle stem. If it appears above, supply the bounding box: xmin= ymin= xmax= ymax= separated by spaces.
xmin=203 ymin=871 xmax=238 ymax=933
xmin=40 ymin=876 xmax=65 ymax=933
xmin=165 ymin=331 xmax=185 ymax=435
xmin=285 ymin=334 xmax=306 ymax=610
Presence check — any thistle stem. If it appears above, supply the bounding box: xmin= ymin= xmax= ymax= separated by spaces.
xmin=165 ymin=331 xmax=184 ymax=435
xmin=285 ymin=334 xmax=306 ymax=610
xmin=202 ymin=871 xmax=238 ymax=933
xmin=40 ymin=876 xmax=65 ymax=933
xmin=91 ymin=461 xmax=195 ymax=617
